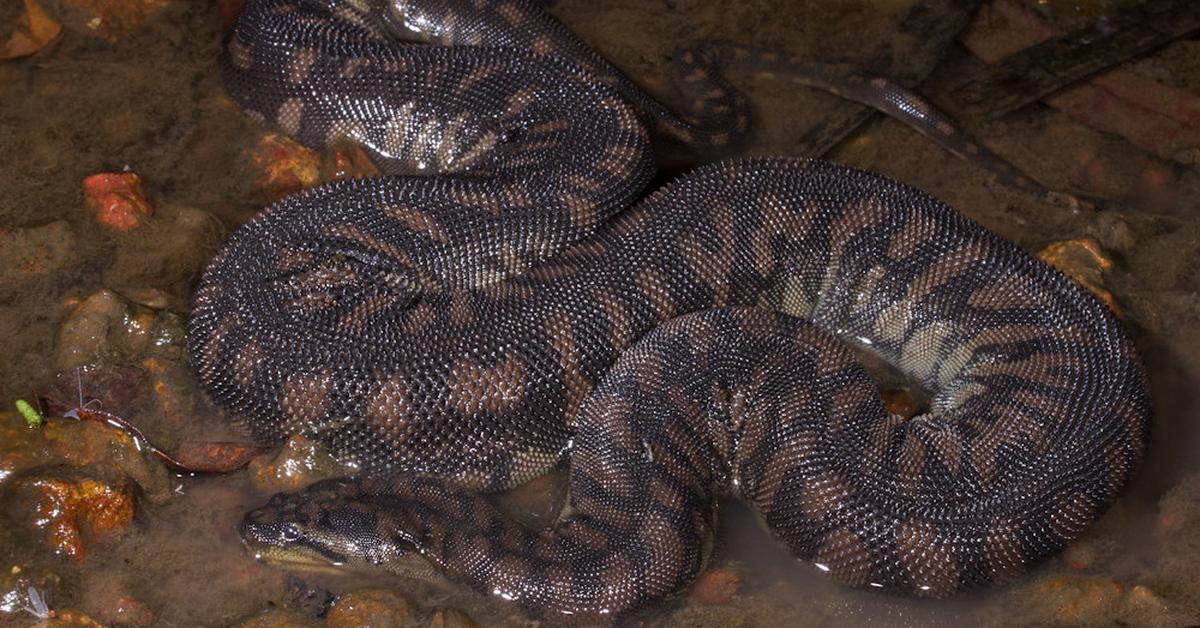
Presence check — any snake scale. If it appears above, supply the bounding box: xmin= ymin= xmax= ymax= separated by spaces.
xmin=188 ymin=0 xmax=1152 ymax=621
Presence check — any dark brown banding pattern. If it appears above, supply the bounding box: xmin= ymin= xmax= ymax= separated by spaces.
xmin=194 ymin=0 xmax=1152 ymax=622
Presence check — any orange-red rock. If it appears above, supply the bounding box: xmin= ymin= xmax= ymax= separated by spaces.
xmin=9 ymin=475 xmax=135 ymax=562
xmin=244 ymin=133 xmax=321 ymax=203
xmin=83 ymin=172 xmax=154 ymax=231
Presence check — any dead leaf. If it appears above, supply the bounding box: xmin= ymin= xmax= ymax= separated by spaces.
xmin=1038 ymin=238 xmax=1120 ymax=315
xmin=1 ymin=0 xmax=63 ymax=59
xmin=171 ymin=441 xmax=264 ymax=473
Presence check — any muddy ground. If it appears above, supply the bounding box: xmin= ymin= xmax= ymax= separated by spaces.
xmin=1 ymin=0 xmax=1198 ymax=626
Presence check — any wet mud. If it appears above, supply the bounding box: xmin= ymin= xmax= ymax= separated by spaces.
xmin=1 ymin=0 xmax=1199 ymax=626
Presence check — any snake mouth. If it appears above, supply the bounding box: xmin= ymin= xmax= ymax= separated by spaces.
xmin=244 ymin=530 xmax=453 ymax=585
xmin=248 ymin=545 xmax=351 ymax=574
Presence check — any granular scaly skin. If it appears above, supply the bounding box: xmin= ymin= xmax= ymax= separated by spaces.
xmin=194 ymin=0 xmax=1152 ymax=621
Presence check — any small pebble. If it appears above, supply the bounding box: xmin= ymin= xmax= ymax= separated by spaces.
xmin=83 ymin=173 xmax=154 ymax=231
xmin=690 ymin=568 xmax=742 ymax=605
xmin=325 ymin=589 xmax=411 ymax=628
xmin=428 ymin=607 xmax=480 ymax=628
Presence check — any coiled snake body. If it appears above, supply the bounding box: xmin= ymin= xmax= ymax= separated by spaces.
xmin=189 ymin=0 xmax=1151 ymax=620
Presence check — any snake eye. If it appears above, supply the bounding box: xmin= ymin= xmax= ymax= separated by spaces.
xmin=281 ymin=523 xmax=303 ymax=543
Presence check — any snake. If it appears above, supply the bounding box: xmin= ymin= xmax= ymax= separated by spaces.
xmin=188 ymin=0 xmax=1152 ymax=621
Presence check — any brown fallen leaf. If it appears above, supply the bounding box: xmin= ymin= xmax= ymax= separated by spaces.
xmin=1 ymin=0 xmax=62 ymax=59
xmin=40 ymin=365 xmax=151 ymax=419
xmin=1037 ymin=238 xmax=1120 ymax=315
xmin=172 ymin=440 xmax=264 ymax=473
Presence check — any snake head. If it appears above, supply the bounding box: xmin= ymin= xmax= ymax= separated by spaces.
xmin=240 ymin=477 xmax=422 ymax=574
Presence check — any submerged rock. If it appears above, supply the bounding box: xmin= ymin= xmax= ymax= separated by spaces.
xmin=54 ymin=290 xmax=187 ymax=373
xmin=690 ymin=566 xmax=743 ymax=605
xmin=84 ymin=173 xmax=154 ymax=232
xmin=247 ymin=434 xmax=348 ymax=494
xmin=0 ymin=412 xmax=170 ymax=503
xmin=234 ymin=608 xmax=320 ymax=628
xmin=325 ymin=589 xmax=412 ymax=628
xmin=0 ymin=409 xmax=171 ymax=566
xmin=428 ymin=607 xmax=480 ymax=628
xmin=6 ymin=472 xmax=135 ymax=562
xmin=0 ymin=566 xmax=66 ymax=621
xmin=1020 ymin=574 xmax=1188 ymax=626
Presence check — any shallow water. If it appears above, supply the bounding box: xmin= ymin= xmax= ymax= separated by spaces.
xmin=2 ymin=0 xmax=1199 ymax=626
